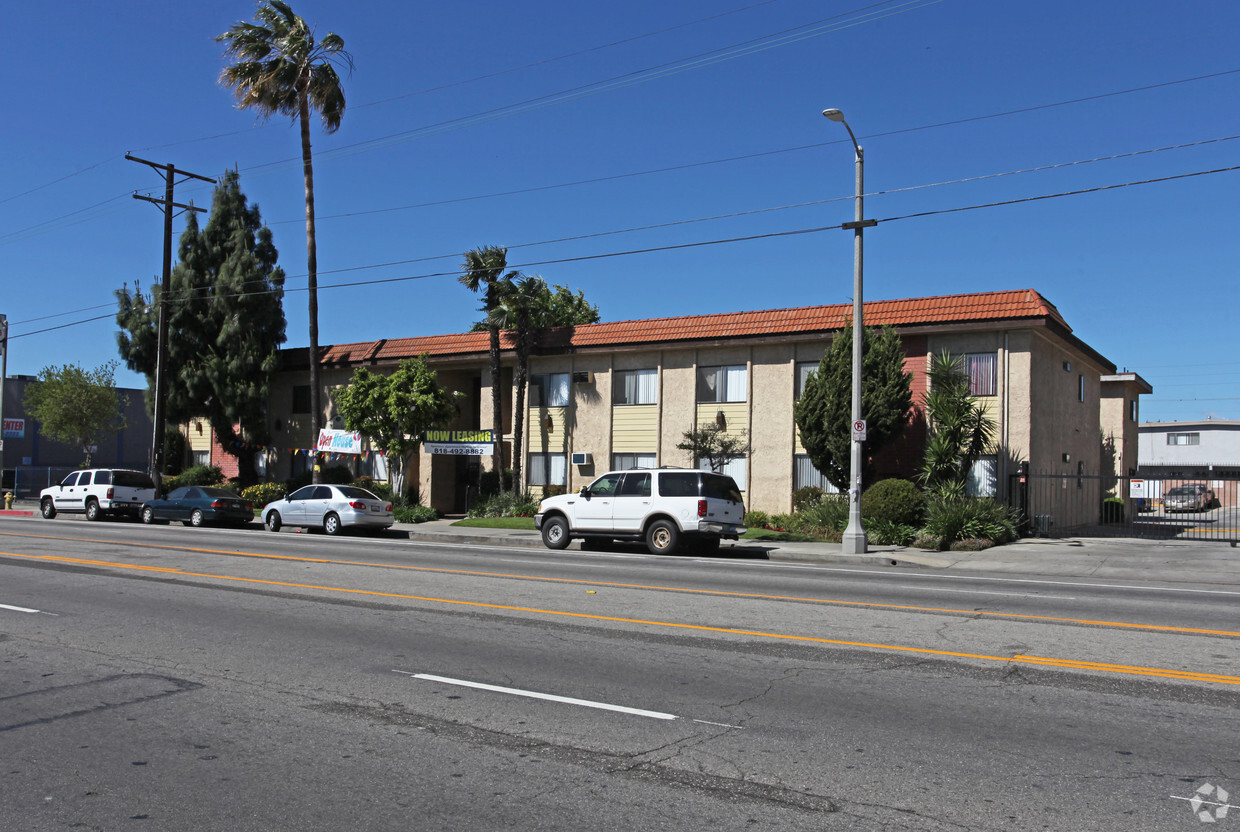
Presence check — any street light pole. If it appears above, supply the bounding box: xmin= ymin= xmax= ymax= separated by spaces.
xmin=823 ymin=108 xmax=875 ymax=555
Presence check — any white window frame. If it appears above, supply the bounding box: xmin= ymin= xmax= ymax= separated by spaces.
xmin=612 ymin=452 xmax=656 ymax=470
xmin=613 ymin=369 xmax=658 ymax=405
xmin=964 ymin=353 xmax=997 ymax=397
xmin=696 ymin=365 xmax=747 ymax=403
xmin=527 ymin=453 xmax=567 ymax=486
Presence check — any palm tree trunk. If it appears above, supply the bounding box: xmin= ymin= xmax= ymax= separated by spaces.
xmin=300 ymin=90 xmax=323 ymax=484
xmin=512 ymin=349 xmax=528 ymax=493
xmin=488 ymin=322 xmax=504 ymax=491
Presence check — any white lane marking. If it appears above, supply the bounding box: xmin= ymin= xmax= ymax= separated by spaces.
xmin=497 ymin=559 xmax=611 ymax=568
xmin=693 ymin=719 xmax=744 ymax=729
xmin=0 ymin=603 xmax=56 ymax=615
xmin=895 ymin=585 xmax=1077 ymax=600
xmin=395 ymin=671 xmax=677 ymax=720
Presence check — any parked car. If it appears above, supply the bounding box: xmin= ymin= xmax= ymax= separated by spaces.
xmin=261 ymin=484 xmax=394 ymax=535
xmin=141 ymin=486 xmax=254 ymax=527
xmin=534 ymin=467 xmax=747 ymax=555
xmin=39 ymin=468 xmax=156 ymax=521
xmin=1163 ymin=483 xmax=1216 ymax=512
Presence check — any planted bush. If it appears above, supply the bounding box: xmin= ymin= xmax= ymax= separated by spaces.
xmin=468 ymin=490 xmax=540 ymax=518
xmin=240 ymin=481 xmax=285 ymax=506
xmin=792 ymin=486 xmax=825 ymax=511
xmin=861 ymin=478 xmax=925 ymax=528
xmin=161 ymin=465 xmax=224 ymax=494
xmin=394 ymin=503 xmax=439 ymax=523
xmin=922 ymin=496 xmax=1020 ymax=549
xmin=865 ymin=519 xmax=919 ymax=546
xmin=744 ymin=510 xmax=772 ymax=529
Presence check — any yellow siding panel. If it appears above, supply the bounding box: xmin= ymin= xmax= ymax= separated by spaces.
xmin=612 ymin=405 xmax=658 ymax=452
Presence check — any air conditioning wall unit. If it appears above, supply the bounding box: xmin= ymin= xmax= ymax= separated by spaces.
xmin=571 ymin=452 xmax=592 ymax=466
xmin=571 ymin=371 xmax=594 ymax=384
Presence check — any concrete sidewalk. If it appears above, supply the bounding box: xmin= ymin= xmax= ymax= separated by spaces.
xmin=4 ymin=502 xmax=1237 ymax=585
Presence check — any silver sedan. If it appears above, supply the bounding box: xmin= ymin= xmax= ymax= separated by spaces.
xmin=261 ymin=484 xmax=394 ymax=535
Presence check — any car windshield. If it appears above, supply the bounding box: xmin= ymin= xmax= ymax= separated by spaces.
xmin=335 ymin=486 xmax=379 ymax=500
xmin=1167 ymin=486 xmax=1200 ymax=496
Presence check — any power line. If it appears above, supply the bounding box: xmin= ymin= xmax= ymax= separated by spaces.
xmin=14 ymin=160 xmax=1239 ymax=341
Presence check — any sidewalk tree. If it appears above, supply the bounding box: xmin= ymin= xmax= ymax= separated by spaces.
xmin=334 ymin=355 xmax=460 ymax=501
xmin=794 ymin=324 xmax=913 ymax=491
xmin=218 ymin=0 xmax=351 ymax=484
xmin=23 ymin=361 xmax=127 ymax=468
xmin=116 ymin=170 xmax=286 ymax=483
xmin=490 ymin=274 xmax=547 ymax=492
xmin=919 ymin=350 xmax=996 ymax=497
xmin=676 ymin=423 xmax=749 ymax=473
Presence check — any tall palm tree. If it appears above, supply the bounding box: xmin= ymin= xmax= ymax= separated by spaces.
xmin=217 ymin=0 xmax=351 ymax=483
xmin=491 ymin=274 xmax=548 ymax=492
xmin=460 ymin=246 xmax=513 ymax=491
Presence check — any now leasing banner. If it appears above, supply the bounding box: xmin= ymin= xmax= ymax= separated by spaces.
xmin=316 ymin=429 xmax=363 ymax=455
xmin=424 ymin=429 xmax=494 ymax=456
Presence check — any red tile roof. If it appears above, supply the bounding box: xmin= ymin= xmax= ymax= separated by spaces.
xmin=316 ymin=289 xmax=1069 ymax=366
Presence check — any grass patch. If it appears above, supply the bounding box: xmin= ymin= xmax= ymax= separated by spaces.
xmin=452 ymin=517 xmax=536 ymax=530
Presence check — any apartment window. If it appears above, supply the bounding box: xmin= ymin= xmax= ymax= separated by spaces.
xmin=192 ymin=450 xmax=210 ymax=467
xmin=612 ymin=369 xmax=657 ymax=405
xmin=1078 ymin=374 xmax=1085 ymax=402
xmin=1166 ymin=432 xmax=1200 ymax=446
xmin=964 ymin=353 xmax=997 ymax=397
xmin=697 ymin=365 xmax=747 ymax=403
xmin=793 ymin=454 xmax=840 ymax=493
xmin=527 ymin=453 xmax=567 ymax=486
xmin=966 ymin=456 xmax=998 ymax=497
xmin=292 ymin=385 xmax=311 ymax=414
xmin=612 ymin=452 xmax=656 ymax=470
xmin=1129 ymin=400 xmax=1138 ymax=423
xmin=698 ymin=456 xmax=747 ymax=490
xmin=795 ymin=362 xmax=819 ymax=400
xmin=530 ymin=373 xmax=570 ymax=407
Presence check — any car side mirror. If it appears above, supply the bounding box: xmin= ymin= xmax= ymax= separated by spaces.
xmin=579 ymin=486 xmax=590 ymax=497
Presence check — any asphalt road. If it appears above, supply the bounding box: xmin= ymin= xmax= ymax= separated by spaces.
xmin=2 ymin=518 xmax=1238 ymax=830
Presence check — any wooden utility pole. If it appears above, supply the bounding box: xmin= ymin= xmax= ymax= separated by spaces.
xmin=126 ymin=155 xmax=215 ymax=493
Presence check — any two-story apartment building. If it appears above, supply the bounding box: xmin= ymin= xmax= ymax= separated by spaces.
xmin=248 ymin=288 xmax=1146 ymax=517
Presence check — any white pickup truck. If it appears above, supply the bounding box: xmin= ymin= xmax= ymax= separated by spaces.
xmin=39 ymin=468 xmax=157 ymax=521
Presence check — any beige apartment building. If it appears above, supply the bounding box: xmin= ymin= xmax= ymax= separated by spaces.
xmin=258 ymin=288 xmax=1147 ymax=516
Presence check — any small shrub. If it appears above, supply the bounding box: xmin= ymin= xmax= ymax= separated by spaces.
xmin=162 ymin=465 xmax=224 ymax=493
xmin=865 ymin=519 xmax=919 ymax=546
xmin=744 ymin=510 xmax=771 ymax=529
xmin=797 ymin=495 xmax=849 ymax=534
xmin=861 ymin=478 xmax=925 ymax=528
xmin=240 ymin=481 xmax=285 ymax=506
xmin=792 ymin=486 xmax=825 ymax=511
xmin=913 ymin=535 xmax=942 ymax=551
xmin=949 ymin=538 xmax=996 ymax=551
xmin=468 ymin=490 xmax=540 ymax=518
xmin=1101 ymin=497 xmax=1125 ymax=524
xmin=394 ymin=503 xmax=439 ymax=523
xmin=923 ymin=496 xmax=1020 ymax=547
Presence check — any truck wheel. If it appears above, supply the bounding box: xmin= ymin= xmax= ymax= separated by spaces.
xmin=645 ymin=520 xmax=680 ymax=555
xmin=41 ymin=499 xmax=57 ymax=519
xmin=85 ymin=499 xmax=102 ymax=521
xmin=541 ymin=516 xmax=571 ymax=550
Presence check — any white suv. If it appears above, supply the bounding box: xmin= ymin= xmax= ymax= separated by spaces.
xmin=534 ymin=468 xmax=747 ymax=555
xmin=40 ymin=469 xmax=157 ymax=521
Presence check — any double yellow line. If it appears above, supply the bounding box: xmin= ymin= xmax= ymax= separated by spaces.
xmin=4 ymin=546 xmax=1239 ymax=688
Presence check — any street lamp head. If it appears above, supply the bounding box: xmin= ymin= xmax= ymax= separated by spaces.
xmin=822 ymin=108 xmax=846 ymax=122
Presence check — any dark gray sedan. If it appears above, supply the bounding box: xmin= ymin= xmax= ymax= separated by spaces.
xmin=141 ymin=486 xmax=255 ymax=527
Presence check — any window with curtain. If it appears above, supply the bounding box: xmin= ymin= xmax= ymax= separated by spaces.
xmin=612 ymin=369 xmax=657 ymax=405
xmin=966 ymin=455 xmax=998 ymax=497
xmin=530 ymin=373 xmax=571 ymax=407
xmin=964 ymin=353 xmax=997 ymax=396
xmin=1167 ymin=432 xmax=1200 ymax=446
xmin=793 ymin=454 xmax=840 ymax=493
xmin=612 ymin=452 xmax=656 ymax=470
xmin=696 ymin=365 xmax=747 ymax=403
xmin=527 ymin=453 xmax=567 ymax=486
xmin=795 ymin=362 xmax=819 ymax=400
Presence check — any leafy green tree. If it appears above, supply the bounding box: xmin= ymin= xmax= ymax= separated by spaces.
xmin=116 ymin=170 xmax=286 ymax=483
xmin=460 ymin=245 xmax=512 ymax=490
xmin=218 ymin=0 xmax=351 ymax=483
xmin=23 ymin=362 xmax=127 ymax=467
xmin=794 ymin=325 xmax=913 ymax=491
xmin=919 ymin=351 xmax=996 ymax=497
xmin=676 ymin=423 xmax=749 ymax=473
xmin=469 ymin=282 xmax=600 ymax=333
xmin=334 ymin=356 xmax=460 ymax=501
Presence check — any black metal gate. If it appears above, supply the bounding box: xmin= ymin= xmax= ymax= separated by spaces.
xmin=1007 ymin=465 xmax=1240 ymax=543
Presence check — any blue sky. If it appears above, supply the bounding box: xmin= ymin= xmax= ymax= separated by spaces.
xmin=3 ymin=0 xmax=1237 ymax=424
